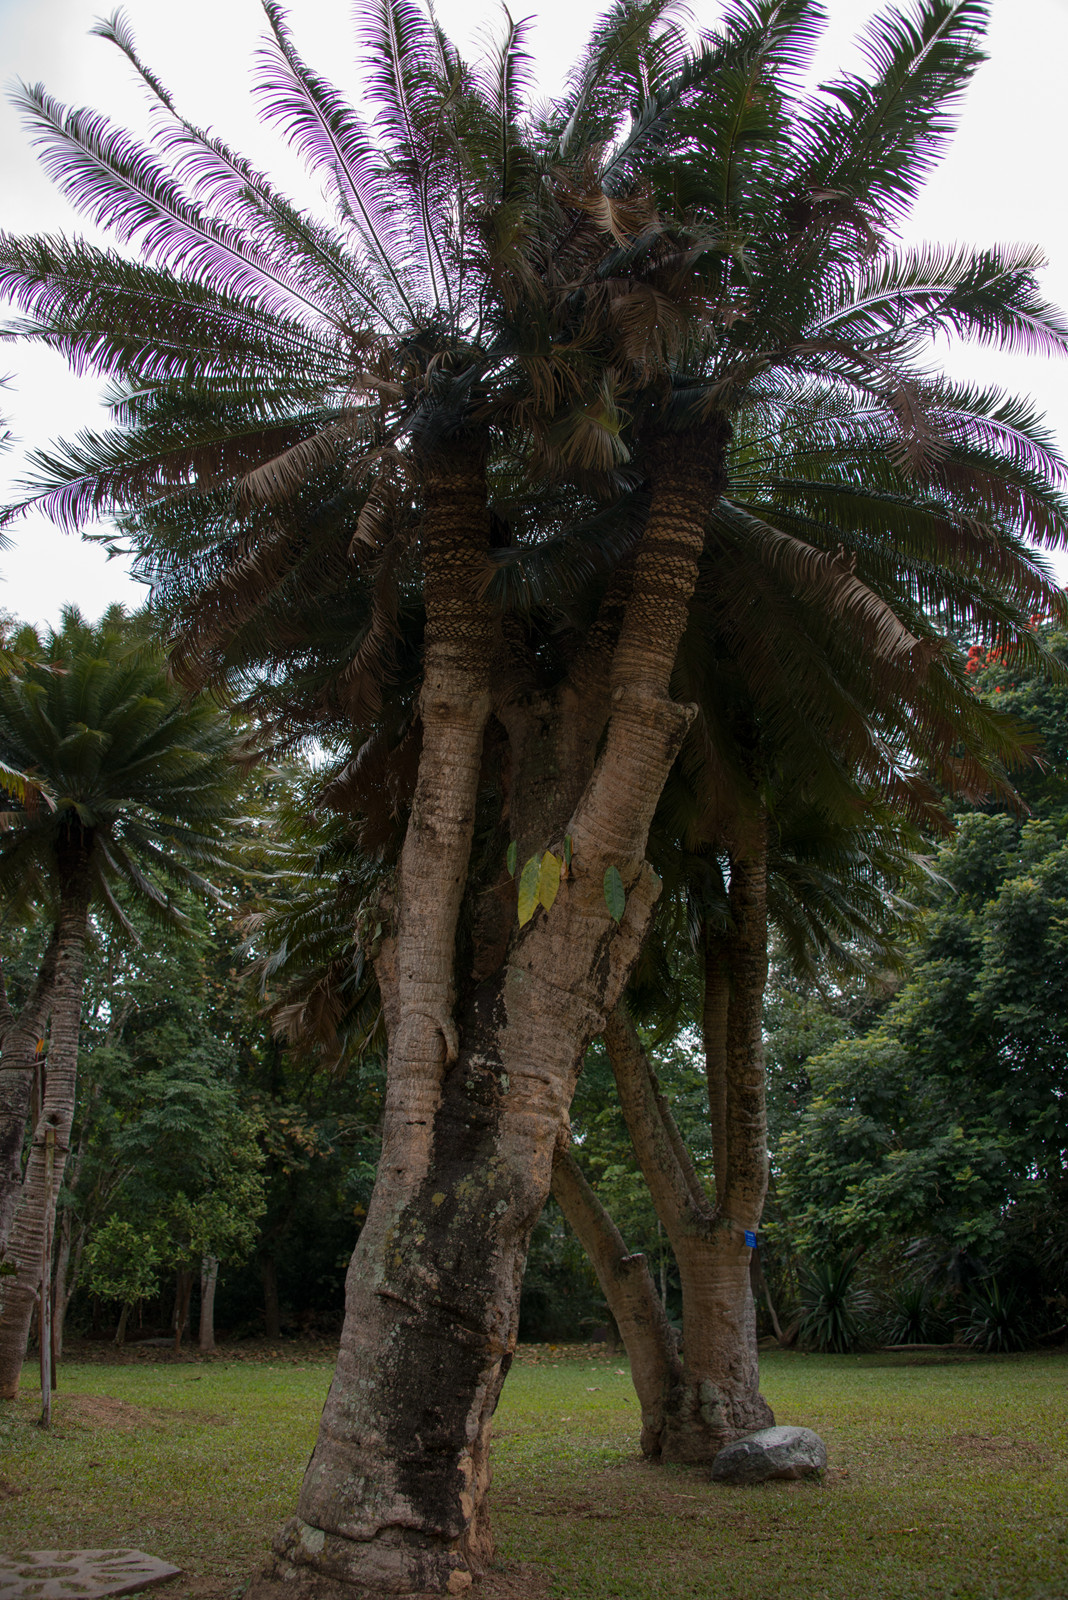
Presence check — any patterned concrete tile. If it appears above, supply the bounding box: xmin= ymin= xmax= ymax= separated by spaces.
xmin=0 ymin=1549 xmax=181 ymax=1599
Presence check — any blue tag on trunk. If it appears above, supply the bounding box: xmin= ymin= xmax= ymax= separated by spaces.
xmin=744 ymin=1230 xmax=757 ymax=1248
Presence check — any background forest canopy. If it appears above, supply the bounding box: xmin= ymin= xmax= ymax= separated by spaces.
xmin=0 ymin=546 xmax=1065 ymax=1359
xmin=0 ymin=0 xmax=1067 ymax=1590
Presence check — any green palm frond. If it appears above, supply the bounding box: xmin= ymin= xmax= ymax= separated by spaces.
xmin=0 ymin=610 xmax=243 ymax=945
xmin=13 ymin=81 xmax=347 ymax=331
xmin=794 ymin=0 xmax=987 ymax=238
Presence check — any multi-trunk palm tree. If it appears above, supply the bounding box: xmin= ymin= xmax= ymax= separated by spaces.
xmin=3 ymin=0 xmax=1068 ymax=1589
xmin=0 ymin=608 xmax=242 ymax=1396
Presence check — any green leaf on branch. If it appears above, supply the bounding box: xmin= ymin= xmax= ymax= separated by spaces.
xmin=538 ymin=851 xmax=561 ymax=912
xmin=518 ymin=855 xmax=541 ymax=926
xmin=506 ymin=840 xmax=518 ymax=877
xmin=604 ymin=866 xmax=625 ymax=923
xmin=563 ymin=835 xmax=573 ymax=875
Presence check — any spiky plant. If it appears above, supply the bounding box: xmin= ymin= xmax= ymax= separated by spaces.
xmin=798 ymin=1252 xmax=875 ymax=1353
xmin=964 ymin=1275 xmax=1037 ymax=1352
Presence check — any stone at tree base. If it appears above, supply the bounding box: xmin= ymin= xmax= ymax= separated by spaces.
xmin=710 ymin=1425 xmax=827 ymax=1484
xmin=0 ymin=1549 xmax=180 ymax=1599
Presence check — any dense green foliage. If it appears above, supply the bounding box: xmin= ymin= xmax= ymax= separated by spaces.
xmin=769 ymin=631 xmax=1068 ymax=1347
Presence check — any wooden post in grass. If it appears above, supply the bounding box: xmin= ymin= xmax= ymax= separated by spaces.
xmin=39 ymin=1124 xmax=55 ymax=1429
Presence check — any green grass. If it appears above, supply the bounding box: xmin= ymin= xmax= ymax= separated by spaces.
xmin=1 ymin=1346 xmax=1066 ymax=1599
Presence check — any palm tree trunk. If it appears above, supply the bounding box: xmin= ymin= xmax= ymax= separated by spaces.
xmin=0 ymin=1062 xmax=34 ymax=1258
xmin=0 ymin=851 xmax=91 ymax=1399
xmin=0 ymin=937 xmax=59 ymax=1257
xmin=550 ymin=1143 xmax=680 ymax=1457
xmin=250 ymin=423 xmax=730 ymax=1598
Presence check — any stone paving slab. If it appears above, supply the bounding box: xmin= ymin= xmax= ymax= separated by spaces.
xmin=0 ymin=1549 xmax=181 ymax=1599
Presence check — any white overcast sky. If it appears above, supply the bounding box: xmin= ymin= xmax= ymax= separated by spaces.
xmin=1 ymin=0 xmax=1067 ymax=628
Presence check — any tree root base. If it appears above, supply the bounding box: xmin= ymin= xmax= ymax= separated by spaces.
xmin=658 ymin=1380 xmax=776 ymax=1464
xmin=243 ymin=1520 xmax=476 ymax=1598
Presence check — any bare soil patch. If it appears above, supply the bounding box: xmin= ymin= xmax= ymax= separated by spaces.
xmin=948 ymin=1432 xmax=1051 ymax=1462
xmin=61 ymin=1395 xmax=170 ymax=1433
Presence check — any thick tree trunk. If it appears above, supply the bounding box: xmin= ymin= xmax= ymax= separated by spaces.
xmin=0 ymin=853 xmax=90 ymax=1399
xmin=249 ymin=424 xmax=729 ymax=1598
xmin=550 ymin=1143 xmax=680 ymax=1457
xmin=663 ymin=827 xmax=775 ymax=1457
xmin=699 ymin=828 xmax=774 ymax=1421
xmin=199 ymin=1255 xmax=219 ymax=1353
xmin=604 ymin=939 xmax=774 ymax=1462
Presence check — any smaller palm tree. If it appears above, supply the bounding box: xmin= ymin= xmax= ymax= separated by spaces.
xmin=0 ymin=606 xmax=243 ymax=1397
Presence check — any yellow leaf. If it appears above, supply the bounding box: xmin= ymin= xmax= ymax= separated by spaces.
xmin=538 ymin=850 xmax=561 ymax=912
xmin=517 ymin=854 xmax=541 ymax=926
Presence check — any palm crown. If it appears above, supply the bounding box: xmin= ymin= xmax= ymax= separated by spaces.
xmin=0 ymin=607 xmax=241 ymax=934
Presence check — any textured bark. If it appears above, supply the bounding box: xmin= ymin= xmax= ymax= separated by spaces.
xmin=0 ymin=1064 xmax=34 ymax=1257
xmin=0 ymin=936 xmax=59 ymax=1257
xmin=605 ymin=949 xmax=774 ymax=1462
xmin=199 ymin=1255 xmax=219 ymax=1353
xmin=550 ymin=1143 xmax=680 ymax=1456
xmin=703 ymin=934 xmax=730 ymax=1196
xmin=249 ymin=423 xmax=730 ymax=1597
xmin=51 ymin=1205 xmax=74 ymax=1361
xmin=0 ymin=850 xmax=90 ymax=1398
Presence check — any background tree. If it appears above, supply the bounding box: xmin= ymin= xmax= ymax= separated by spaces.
xmin=772 ymin=627 xmax=1068 ymax=1346
xmin=0 ymin=607 xmax=242 ymax=1396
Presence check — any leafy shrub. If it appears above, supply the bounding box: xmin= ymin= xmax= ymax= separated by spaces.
xmin=798 ymin=1254 xmax=873 ymax=1353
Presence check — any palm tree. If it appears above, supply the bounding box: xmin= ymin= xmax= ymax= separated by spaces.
xmin=2 ymin=0 xmax=1068 ymax=1588
xmin=0 ymin=607 xmax=241 ymax=1396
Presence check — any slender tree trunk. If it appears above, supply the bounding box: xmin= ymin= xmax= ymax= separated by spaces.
xmin=249 ymin=424 xmax=730 ymax=1598
xmin=703 ymin=934 xmax=730 ymax=1196
xmin=115 ymin=1301 xmax=131 ymax=1348
xmin=0 ymin=852 xmax=90 ymax=1399
xmin=261 ymin=1252 xmax=282 ymax=1340
xmin=199 ymin=1255 xmax=219 ymax=1353
xmin=550 ymin=1143 xmax=680 ymax=1457
xmin=51 ymin=1206 xmax=73 ymax=1361
xmin=173 ymin=1269 xmax=194 ymax=1351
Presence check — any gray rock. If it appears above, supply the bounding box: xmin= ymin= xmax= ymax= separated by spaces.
xmin=710 ymin=1424 xmax=827 ymax=1484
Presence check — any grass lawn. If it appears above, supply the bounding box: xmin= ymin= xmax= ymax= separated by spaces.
xmin=1 ymin=1343 xmax=1065 ymax=1599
